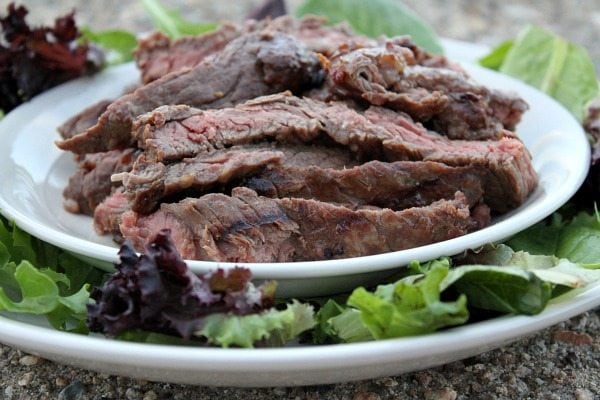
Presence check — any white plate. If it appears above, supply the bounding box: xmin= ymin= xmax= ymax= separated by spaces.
xmin=0 ymin=39 xmax=597 ymax=388
xmin=0 ymin=40 xmax=590 ymax=297
xmin=1 ymin=282 xmax=599 ymax=387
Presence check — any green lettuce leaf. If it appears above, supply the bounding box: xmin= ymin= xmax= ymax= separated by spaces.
xmin=507 ymin=211 xmax=600 ymax=267
xmin=344 ymin=262 xmax=468 ymax=339
xmin=82 ymin=28 xmax=138 ymax=65
xmin=480 ymin=25 xmax=598 ymax=121
xmin=0 ymin=215 xmax=104 ymax=331
xmin=442 ymin=264 xmax=553 ymax=315
xmin=141 ymin=0 xmax=217 ymax=38
xmin=296 ymin=0 xmax=442 ymax=54
xmin=195 ymin=301 xmax=315 ymax=348
xmin=478 ymin=39 xmax=514 ymax=70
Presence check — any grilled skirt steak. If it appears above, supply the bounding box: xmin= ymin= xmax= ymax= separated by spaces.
xmin=119 ymin=187 xmax=479 ymax=262
xmin=93 ymin=188 xmax=130 ymax=236
xmin=56 ymin=30 xmax=323 ymax=154
xmin=134 ymin=23 xmax=244 ymax=84
xmin=63 ymin=148 xmax=137 ymax=215
xmin=115 ymin=147 xmax=285 ymax=214
xmin=133 ymin=93 xmax=536 ymax=211
xmin=319 ymin=41 xmax=528 ymax=140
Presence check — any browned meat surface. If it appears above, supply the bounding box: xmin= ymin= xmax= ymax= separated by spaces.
xmin=119 ymin=187 xmax=478 ymax=262
xmin=319 ymin=41 xmax=528 ymax=140
xmin=134 ymin=16 xmax=375 ymax=85
xmin=133 ymin=93 xmax=536 ymax=211
xmin=134 ymin=23 xmax=244 ymax=84
xmin=244 ymin=160 xmax=484 ymax=210
xmin=56 ymin=30 xmax=323 ymax=154
xmin=63 ymin=148 xmax=137 ymax=215
xmin=116 ymin=147 xmax=285 ymax=214
xmin=57 ymin=99 xmax=112 ymax=140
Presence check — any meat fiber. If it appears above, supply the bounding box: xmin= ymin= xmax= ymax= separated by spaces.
xmin=56 ymin=30 xmax=323 ymax=154
xmin=93 ymin=188 xmax=130 ymax=237
xmin=133 ymin=93 xmax=536 ymax=211
xmin=119 ymin=187 xmax=478 ymax=262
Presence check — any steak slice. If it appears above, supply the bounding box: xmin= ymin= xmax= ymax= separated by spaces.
xmin=56 ymin=30 xmax=323 ymax=154
xmin=134 ymin=16 xmax=374 ymax=85
xmin=133 ymin=93 xmax=536 ymax=211
xmin=320 ymin=41 xmax=528 ymax=140
xmin=119 ymin=187 xmax=477 ymax=262
xmin=115 ymin=147 xmax=285 ymax=214
xmin=134 ymin=23 xmax=243 ymax=84
xmin=93 ymin=188 xmax=130 ymax=237
xmin=63 ymin=148 xmax=137 ymax=215
xmin=244 ymin=160 xmax=485 ymax=210
xmin=57 ymin=99 xmax=112 ymax=140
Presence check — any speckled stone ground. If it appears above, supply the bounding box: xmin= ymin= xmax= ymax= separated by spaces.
xmin=1 ymin=1 xmax=599 ymax=399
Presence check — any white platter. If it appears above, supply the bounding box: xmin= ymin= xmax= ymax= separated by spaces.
xmin=1 ymin=281 xmax=599 ymax=387
xmin=0 ymin=40 xmax=590 ymax=297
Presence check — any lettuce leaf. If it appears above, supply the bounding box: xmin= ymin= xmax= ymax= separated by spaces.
xmin=0 ymin=216 xmax=104 ymax=331
xmin=81 ymin=28 xmax=137 ymax=65
xmin=141 ymin=0 xmax=217 ymax=38
xmin=296 ymin=0 xmax=442 ymax=54
xmin=197 ymin=301 xmax=315 ymax=348
xmin=337 ymin=263 xmax=468 ymax=340
xmin=479 ymin=25 xmax=598 ymax=121
xmin=507 ymin=211 xmax=600 ymax=267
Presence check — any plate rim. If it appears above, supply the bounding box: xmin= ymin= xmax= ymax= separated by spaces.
xmin=0 ymin=281 xmax=598 ymax=386
xmin=0 ymin=40 xmax=591 ymax=280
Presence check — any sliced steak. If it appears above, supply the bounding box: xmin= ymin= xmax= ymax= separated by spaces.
xmin=244 ymin=160 xmax=484 ymax=210
xmin=56 ymin=30 xmax=324 ymax=154
xmin=133 ymin=93 xmax=536 ymax=211
xmin=134 ymin=23 xmax=243 ymax=84
xmin=57 ymin=99 xmax=112 ymax=140
xmin=115 ymin=147 xmax=285 ymax=214
xmin=320 ymin=41 xmax=528 ymax=140
xmin=119 ymin=187 xmax=478 ymax=262
xmin=134 ymin=16 xmax=374 ymax=85
xmin=63 ymin=148 xmax=137 ymax=215
xmin=93 ymin=188 xmax=130 ymax=237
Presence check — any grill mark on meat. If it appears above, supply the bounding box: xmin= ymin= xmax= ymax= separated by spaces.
xmin=118 ymin=188 xmax=476 ymax=262
xmin=56 ymin=30 xmax=324 ymax=154
xmin=63 ymin=148 xmax=137 ymax=215
xmin=320 ymin=41 xmax=529 ymax=140
xmin=244 ymin=160 xmax=485 ymax=210
xmin=133 ymin=92 xmax=536 ymax=211
xmin=116 ymin=147 xmax=285 ymax=214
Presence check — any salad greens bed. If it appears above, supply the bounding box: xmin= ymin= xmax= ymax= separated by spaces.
xmin=1 ymin=0 xmax=600 ymax=348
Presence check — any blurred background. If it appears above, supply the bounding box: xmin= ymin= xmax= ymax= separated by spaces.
xmin=9 ymin=0 xmax=600 ymax=73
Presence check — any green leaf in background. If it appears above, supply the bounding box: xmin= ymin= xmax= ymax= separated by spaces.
xmin=141 ymin=0 xmax=217 ymax=39
xmin=196 ymin=301 xmax=315 ymax=348
xmin=345 ymin=263 xmax=468 ymax=339
xmin=296 ymin=0 xmax=442 ymax=54
xmin=82 ymin=28 xmax=138 ymax=65
xmin=480 ymin=25 xmax=599 ymax=121
xmin=478 ymin=39 xmax=514 ymax=70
